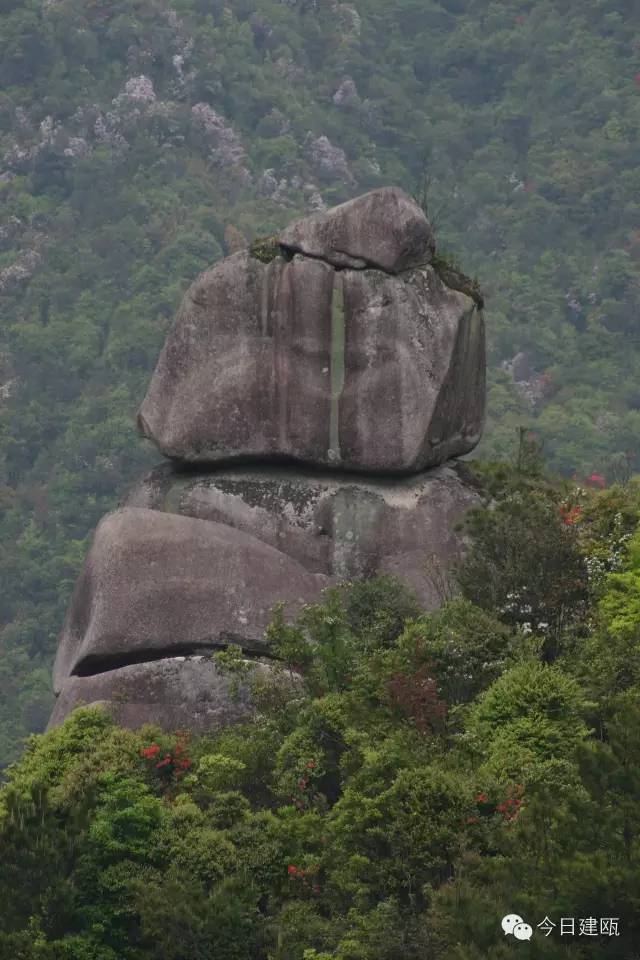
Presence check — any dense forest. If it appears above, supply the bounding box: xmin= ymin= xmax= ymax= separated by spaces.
xmin=0 ymin=0 xmax=639 ymax=827
xmin=2 ymin=460 xmax=639 ymax=956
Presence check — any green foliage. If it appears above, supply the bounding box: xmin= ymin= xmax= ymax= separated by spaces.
xmin=465 ymin=661 xmax=590 ymax=780
xmin=388 ymin=599 xmax=512 ymax=706
xmin=599 ymin=529 xmax=640 ymax=639
xmin=249 ymin=234 xmax=281 ymax=264
xmin=574 ymin=522 xmax=640 ymax=717
xmin=266 ymin=576 xmax=422 ymax=697
xmin=457 ymin=477 xmax=589 ymax=659
xmin=1 ymin=490 xmax=640 ymax=956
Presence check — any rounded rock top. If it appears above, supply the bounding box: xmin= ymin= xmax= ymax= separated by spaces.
xmin=279 ymin=186 xmax=435 ymax=273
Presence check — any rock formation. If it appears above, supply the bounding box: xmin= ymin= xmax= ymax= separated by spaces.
xmin=123 ymin=462 xmax=479 ymax=606
xmin=137 ymin=188 xmax=483 ymax=472
xmin=49 ymin=187 xmax=486 ymax=733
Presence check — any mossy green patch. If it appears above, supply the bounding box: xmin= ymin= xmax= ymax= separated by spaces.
xmin=432 ymin=253 xmax=484 ymax=309
xmin=249 ymin=235 xmax=282 ymax=264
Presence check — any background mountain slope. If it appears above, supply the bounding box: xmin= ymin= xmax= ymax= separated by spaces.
xmin=1 ymin=0 xmax=640 ymax=764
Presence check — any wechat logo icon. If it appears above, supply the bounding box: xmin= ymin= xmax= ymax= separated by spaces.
xmin=502 ymin=914 xmax=533 ymax=941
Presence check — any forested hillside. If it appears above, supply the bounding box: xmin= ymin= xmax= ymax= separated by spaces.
xmin=1 ymin=0 xmax=640 ymax=762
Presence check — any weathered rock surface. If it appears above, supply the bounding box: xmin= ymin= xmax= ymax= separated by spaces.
xmin=279 ymin=187 xmax=434 ymax=272
xmin=124 ymin=462 xmax=480 ymax=608
xmin=50 ymin=186 xmax=487 ymax=735
xmin=52 ymin=507 xmax=328 ymax=694
xmin=138 ymin=252 xmax=485 ymax=472
xmin=49 ymin=656 xmax=287 ymax=734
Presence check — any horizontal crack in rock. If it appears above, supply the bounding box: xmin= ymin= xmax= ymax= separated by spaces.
xmin=72 ymin=641 xmax=281 ymax=678
xmin=277 ymin=242 xmax=381 ymax=273
xmin=252 ymin=239 xmax=445 ymax=285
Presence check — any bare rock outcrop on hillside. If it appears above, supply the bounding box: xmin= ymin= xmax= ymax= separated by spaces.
xmin=49 ymin=187 xmax=486 ymax=733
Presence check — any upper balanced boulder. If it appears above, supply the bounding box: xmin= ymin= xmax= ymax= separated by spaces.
xmin=138 ymin=188 xmax=485 ymax=473
xmin=278 ymin=186 xmax=435 ymax=272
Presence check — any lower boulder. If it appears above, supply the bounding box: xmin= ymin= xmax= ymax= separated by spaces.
xmin=50 ymin=466 xmax=480 ymax=731
xmin=124 ymin=461 xmax=480 ymax=608
xmin=51 ymin=506 xmax=328 ymax=705
xmin=48 ymin=655 xmax=285 ymax=733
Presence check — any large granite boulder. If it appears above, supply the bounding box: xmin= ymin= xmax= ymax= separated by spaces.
xmin=52 ymin=507 xmax=328 ymax=695
xmin=278 ymin=186 xmax=435 ymax=273
xmin=137 ymin=251 xmax=485 ymax=472
xmin=124 ymin=462 xmax=480 ymax=608
xmin=49 ymin=186 xmax=487 ymax=736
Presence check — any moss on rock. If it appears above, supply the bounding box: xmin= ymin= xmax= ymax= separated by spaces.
xmin=432 ymin=253 xmax=484 ymax=309
xmin=249 ymin=235 xmax=282 ymax=264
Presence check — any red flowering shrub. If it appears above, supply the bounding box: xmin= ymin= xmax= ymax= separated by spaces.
xmin=286 ymin=863 xmax=321 ymax=895
xmin=470 ymin=785 xmax=524 ymax=823
xmin=387 ymin=663 xmax=447 ymax=734
xmin=288 ymin=759 xmax=321 ymax=811
xmin=536 ymin=372 xmax=555 ymax=397
xmin=560 ymin=503 xmax=582 ymax=526
xmin=586 ymin=473 xmax=606 ymax=490
xmin=496 ymin=784 xmax=525 ymax=822
xmin=139 ymin=732 xmax=192 ymax=792
xmin=496 ymin=799 xmax=521 ymax=820
xmin=472 ymin=791 xmax=496 ymax=819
